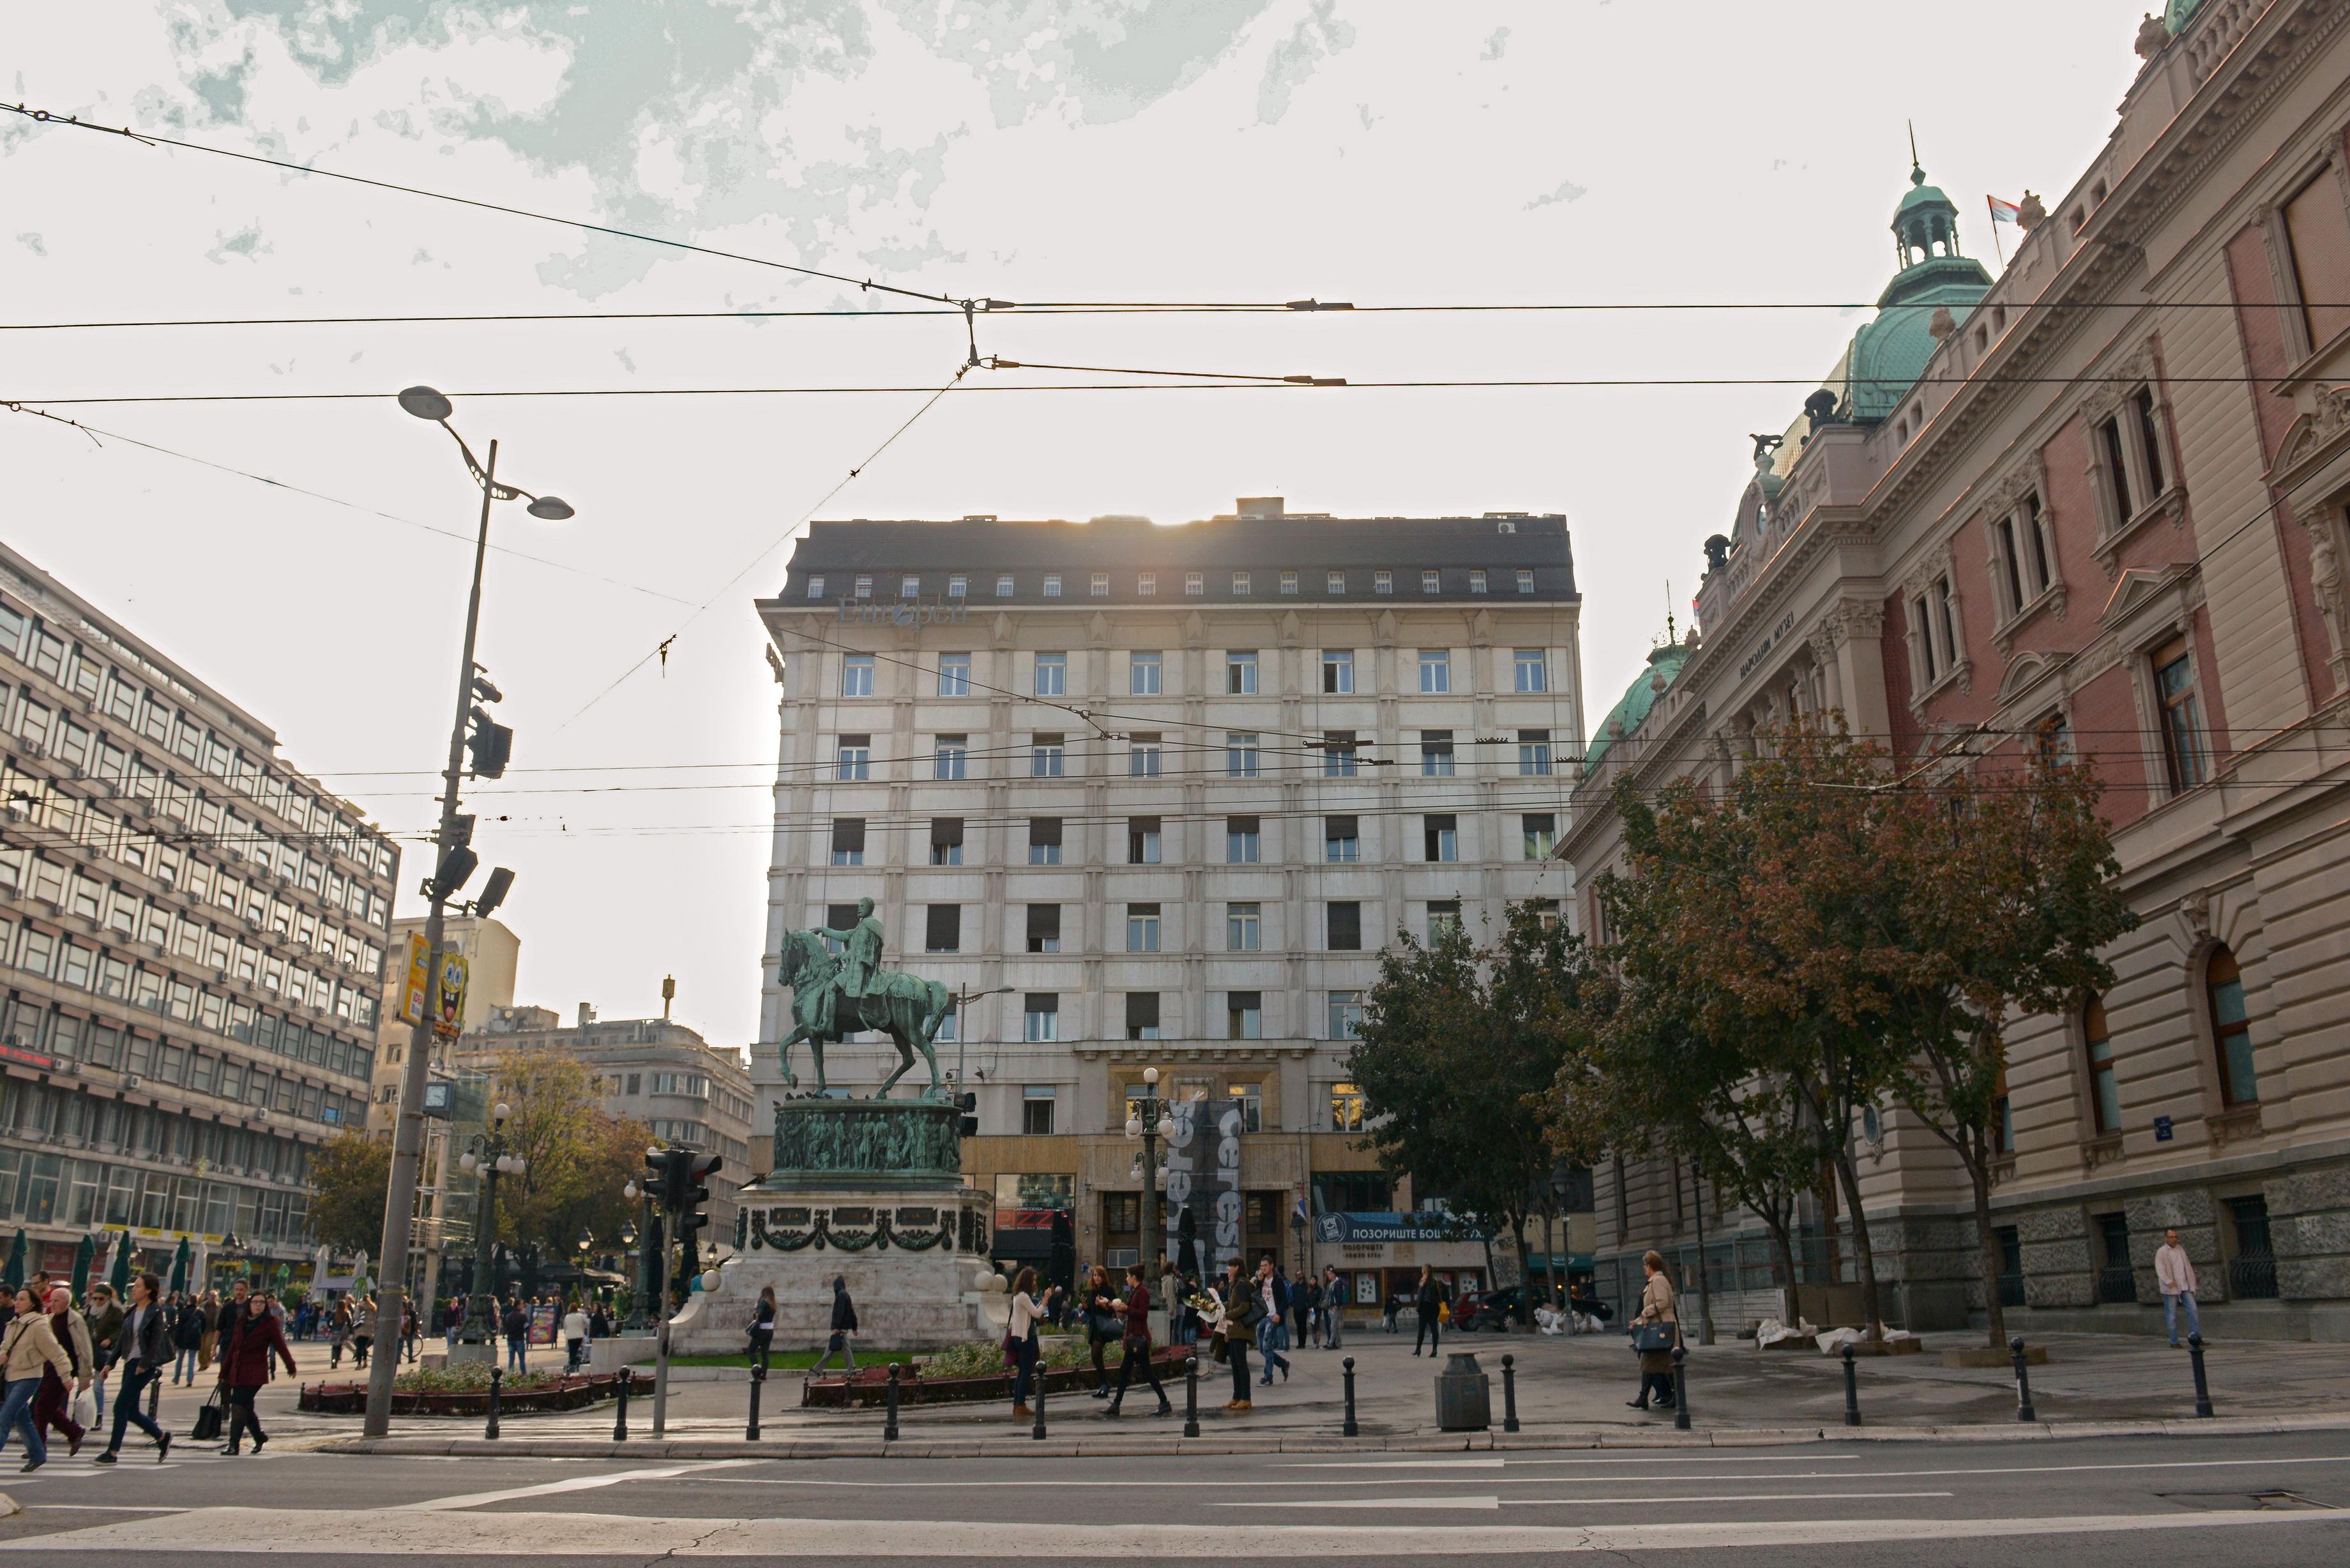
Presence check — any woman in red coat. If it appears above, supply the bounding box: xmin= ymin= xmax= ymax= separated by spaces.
xmin=213 ymin=1283 xmax=296 ymax=1456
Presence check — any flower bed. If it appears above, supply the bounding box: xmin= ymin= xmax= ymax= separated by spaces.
xmin=298 ymin=1370 xmax=650 ymax=1417
xmin=800 ymin=1345 xmax=1194 ymax=1409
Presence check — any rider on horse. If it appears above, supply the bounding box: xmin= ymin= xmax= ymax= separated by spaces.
xmin=812 ymin=896 xmax=884 ymax=1036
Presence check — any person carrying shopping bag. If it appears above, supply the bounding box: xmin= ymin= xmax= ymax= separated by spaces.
xmin=1626 ymin=1250 xmax=1681 ymax=1412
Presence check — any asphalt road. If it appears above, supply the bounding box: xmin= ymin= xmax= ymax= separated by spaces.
xmin=0 ymin=1431 xmax=2344 ymax=1563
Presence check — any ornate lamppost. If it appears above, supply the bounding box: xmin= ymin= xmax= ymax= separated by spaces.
xmin=1124 ymin=1067 xmax=1178 ymax=1281
xmin=451 ymin=1101 xmax=524 ymax=1355
xmin=619 ymin=1175 xmax=659 ymax=1332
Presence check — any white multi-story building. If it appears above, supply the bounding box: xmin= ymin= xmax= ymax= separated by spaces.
xmin=754 ymin=502 xmax=1585 ymax=1285
xmin=0 ymin=540 xmax=397 ymax=1286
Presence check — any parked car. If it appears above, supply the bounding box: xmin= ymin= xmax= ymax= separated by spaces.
xmin=1453 ymin=1285 xmax=1522 ymax=1331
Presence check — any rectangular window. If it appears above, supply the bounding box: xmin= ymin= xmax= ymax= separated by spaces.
xmin=1328 ymin=990 xmax=1364 ymax=1041
xmin=1226 ymin=732 xmax=1259 ymax=778
xmin=1227 ymin=651 xmax=1259 ymax=695
xmin=929 ymin=817 xmax=964 ymax=866
xmin=1043 ymin=574 xmax=1062 ymax=598
xmin=1995 ymin=513 xmax=2026 ymax=612
xmin=900 ymin=575 xmax=920 ymax=598
xmin=1326 ymin=571 xmax=1346 ymax=594
xmin=1227 ymin=991 xmax=1262 ymax=1041
xmin=1427 ymin=900 xmax=1461 ymax=940
xmin=996 ymin=575 xmax=1015 ymax=598
xmin=1420 ymin=569 xmax=1441 ymax=594
xmin=1033 ymin=653 xmax=1067 ymax=697
xmin=2209 ymin=948 xmax=2257 ymax=1105
xmin=841 ymin=654 xmax=875 ymax=697
xmin=1232 ymin=572 xmax=1251 ymax=596
xmin=1935 ymin=577 xmax=1960 ymax=674
xmin=1328 ymin=901 xmax=1362 ymax=951
xmin=853 ymin=575 xmax=873 ymax=599
xmin=2101 ymin=416 xmax=2136 ymax=520
xmin=1911 ymin=598 xmax=1939 ymax=684
xmin=1126 ymin=903 xmax=1161 ymax=953
xmin=1138 ymin=572 xmax=1156 ymax=596
xmin=1091 ymin=572 xmax=1110 ymax=598
xmin=1420 ymin=730 xmax=1455 ymax=776
xmin=1322 ymin=730 xmax=1357 ymax=777
xmin=948 ymin=575 xmax=967 ymax=599
xmin=1423 ymin=813 xmax=1459 ymax=863
xmin=1322 ymin=650 xmax=1354 ymax=694
xmin=1518 ymin=728 xmax=1552 ymax=775
xmin=1226 ymin=902 xmax=1261 ymax=952
xmin=2084 ymin=999 xmax=2119 ymax=1135
xmin=1375 ymin=570 xmax=1393 ymax=594
xmin=1513 ymin=649 xmax=1547 ymax=692
xmin=835 ymin=735 xmax=871 ymax=780
xmin=1516 ymin=568 xmax=1535 ymax=594
xmin=829 ymin=818 xmax=866 ymax=866
xmin=1231 ymin=1083 xmax=1264 ymax=1133
xmin=1186 ymin=571 xmax=1204 ymax=596
xmin=1026 ymin=904 xmax=1062 ymax=954
xmin=1128 ymin=816 xmax=1162 ymax=864
xmin=1022 ymin=1085 xmax=1057 ymax=1135
xmin=1418 ymin=649 xmax=1450 ymax=693
xmin=1522 ymin=811 xmax=1556 ymax=860
xmin=1024 ymin=994 xmax=1059 ymax=1042
xmin=1469 ymin=569 xmax=1487 ymax=594
xmin=1225 ymin=815 xmax=1261 ymax=863
xmin=1327 ymin=1087 xmax=1370 ymax=1136
xmin=1032 ymin=734 xmax=1065 ymax=778
xmin=933 ymin=734 xmax=969 ymax=781
xmin=2153 ymin=637 xmax=2206 ymax=792
xmin=807 ymin=575 xmax=826 ymax=600
xmin=1324 ymin=815 xmax=1360 ymax=863
xmin=1129 ymin=734 xmax=1162 ymax=778
xmin=2135 ymin=389 xmax=2167 ymax=495
xmin=1125 ymin=991 xmax=1160 ymax=1041
xmin=937 ymin=653 xmax=971 ymax=697
xmin=2283 ymin=171 xmax=2350 ymax=351
xmin=925 ymin=904 xmax=962 ymax=954
xmin=1130 ymin=651 xmax=1162 ymax=695
xmin=1027 ymin=817 xmax=1063 ymax=865
xmin=1280 ymin=570 xmax=1299 ymax=595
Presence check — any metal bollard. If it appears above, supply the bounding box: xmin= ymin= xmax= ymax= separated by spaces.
xmin=2188 ymin=1333 xmax=2215 ymax=1418
xmin=884 ymin=1362 xmax=902 ymax=1443
xmin=2010 ymin=1336 xmax=2037 ymax=1422
xmin=1031 ymin=1358 xmax=1047 ymax=1441
xmin=612 ymin=1373 xmax=630 ymax=1441
xmin=485 ymin=1366 xmax=503 ymax=1441
xmin=746 ymin=1360 xmax=765 ymax=1442
xmin=1501 ymin=1353 xmax=1520 ymax=1434
xmin=1183 ymin=1355 xmax=1201 ymax=1438
xmin=1672 ymin=1345 xmax=1690 ymax=1432
xmin=1841 ymin=1343 xmax=1861 ymax=1427
xmin=1341 ymin=1355 xmax=1358 ymax=1437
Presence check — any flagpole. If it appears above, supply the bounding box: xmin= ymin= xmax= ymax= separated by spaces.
xmin=1987 ymin=195 xmax=2008 ymax=268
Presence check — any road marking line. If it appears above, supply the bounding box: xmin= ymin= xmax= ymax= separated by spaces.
xmin=1223 ymin=1496 xmax=1503 ymax=1511
xmin=399 ymin=1461 xmax=760 ymax=1512
xmin=1496 ymin=1491 xmax=1957 ymax=1507
xmin=1289 ymin=1454 xmax=1861 ymax=1468
xmin=685 ymin=1470 xmax=1884 ymax=1489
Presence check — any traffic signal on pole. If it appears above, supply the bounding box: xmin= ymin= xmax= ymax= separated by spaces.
xmin=644 ymin=1147 xmax=679 ymax=1209
xmin=466 ymin=709 xmax=513 ymax=780
xmin=679 ymin=1151 xmax=723 ymax=1237
xmin=426 ymin=845 xmax=478 ymax=902
xmin=959 ymin=1091 xmax=978 ymax=1139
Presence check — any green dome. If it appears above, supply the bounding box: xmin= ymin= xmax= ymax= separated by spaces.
xmin=1895 ymin=172 xmax=1955 ymax=223
xmin=1822 ymin=161 xmax=1992 ymax=423
xmin=2164 ymin=0 xmax=2207 ymax=31
xmin=1586 ymin=642 xmax=1692 ymax=769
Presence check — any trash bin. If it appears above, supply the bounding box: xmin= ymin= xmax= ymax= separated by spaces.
xmin=1433 ymin=1352 xmax=1491 ymax=1431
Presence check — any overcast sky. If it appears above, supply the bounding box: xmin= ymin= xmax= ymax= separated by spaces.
xmin=4 ymin=1 xmax=2157 ymax=1049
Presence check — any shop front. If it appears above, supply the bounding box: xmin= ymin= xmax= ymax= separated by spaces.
xmin=1310 ymin=1210 xmax=1491 ymax=1322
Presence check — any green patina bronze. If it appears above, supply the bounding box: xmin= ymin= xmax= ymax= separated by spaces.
xmin=761 ymin=1097 xmax=963 ymax=1192
xmin=773 ymin=900 xmax=954 ymax=1098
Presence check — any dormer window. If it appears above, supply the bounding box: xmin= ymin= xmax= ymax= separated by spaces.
xmin=1469 ymin=570 xmax=1487 ymax=594
xmin=1280 ymin=571 xmax=1299 ymax=594
xmin=1091 ymin=572 xmax=1110 ymax=597
xmin=1326 ymin=571 xmax=1346 ymax=594
xmin=1374 ymin=571 xmax=1393 ymax=594
xmin=807 ymin=576 xmax=826 ymax=600
xmin=1232 ymin=572 xmax=1252 ymax=596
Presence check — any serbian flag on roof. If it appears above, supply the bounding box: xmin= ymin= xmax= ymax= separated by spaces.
xmin=1987 ymin=196 xmax=2023 ymax=226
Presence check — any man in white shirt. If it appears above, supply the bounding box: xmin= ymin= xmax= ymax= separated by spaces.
xmin=2154 ymin=1228 xmax=2201 ymax=1347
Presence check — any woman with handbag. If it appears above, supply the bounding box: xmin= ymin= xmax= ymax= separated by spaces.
xmin=1218 ymin=1260 xmax=1259 ymax=1412
xmin=0 ymin=1286 xmax=74 ymax=1472
xmin=1006 ymin=1268 xmax=1047 ymax=1421
xmin=747 ymin=1286 xmax=777 ymax=1371
xmin=215 ymin=1280 xmax=298 ymax=1455
xmin=33 ymin=1286 xmax=93 ymax=1456
xmin=1082 ymin=1265 xmax=1119 ymax=1398
xmin=1412 ymin=1265 xmax=1446 ymax=1357
xmin=1626 ymin=1250 xmax=1680 ymax=1412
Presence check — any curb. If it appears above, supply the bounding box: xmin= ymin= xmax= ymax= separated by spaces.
xmin=320 ymin=1410 xmax=2350 ymax=1460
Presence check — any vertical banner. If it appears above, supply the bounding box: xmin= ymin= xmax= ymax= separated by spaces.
xmin=1163 ymin=1100 xmax=1197 ymax=1278
xmin=1162 ymin=1098 xmax=1243 ymax=1282
xmin=1209 ymin=1097 xmax=1244 ymax=1279
xmin=400 ymin=933 xmax=432 ymax=1025
xmin=434 ymin=951 xmax=470 ymax=1037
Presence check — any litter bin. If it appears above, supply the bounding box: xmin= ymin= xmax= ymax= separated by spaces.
xmin=1434 ymin=1352 xmax=1491 ymax=1431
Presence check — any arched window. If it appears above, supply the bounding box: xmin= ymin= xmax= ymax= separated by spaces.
xmin=2206 ymin=947 xmax=2259 ymax=1106
xmin=2084 ymin=998 xmax=2119 ymax=1134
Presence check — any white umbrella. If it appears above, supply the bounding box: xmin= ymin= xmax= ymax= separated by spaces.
xmin=190 ymin=1236 xmax=210 ymax=1293
xmin=309 ymin=1246 xmax=331 ymax=1293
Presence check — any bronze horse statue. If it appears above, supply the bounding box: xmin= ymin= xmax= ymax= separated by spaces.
xmin=774 ymin=927 xmax=952 ymax=1098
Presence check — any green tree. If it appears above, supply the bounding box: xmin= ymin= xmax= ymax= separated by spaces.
xmin=309 ymin=1130 xmax=392 ymax=1255
xmin=488 ymin=1050 xmax=650 ymax=1264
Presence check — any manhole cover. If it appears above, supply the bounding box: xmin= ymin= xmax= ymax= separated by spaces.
xmin=2158 ymin=1490 xmax=2334 ymax=1512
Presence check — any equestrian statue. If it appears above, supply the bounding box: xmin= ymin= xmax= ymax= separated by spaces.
xmin=774 ymin=897 xmax=953 ymax=1098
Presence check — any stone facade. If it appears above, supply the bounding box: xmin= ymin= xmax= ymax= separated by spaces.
xmin=1572 ymin=2 xmax=2350 ymax=1339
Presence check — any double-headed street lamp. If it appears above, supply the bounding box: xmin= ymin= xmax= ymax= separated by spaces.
xmin=452 ymin=1101 xmax=524 ymax=1347
xmin=1125 ymin=1067 xmax=1178 ymax=1281
xmin=365 ymin=388 xmax=571 ymax=1437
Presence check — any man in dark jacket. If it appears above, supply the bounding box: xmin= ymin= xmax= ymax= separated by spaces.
xmin=215 ymin=1279 xmax=296 ymax=1456
xmin=501 ymin=1299 xmax=529 ymax=1373
xmin=93 ymin=1274 xmax=172 ymax=1464
xmin=84 ymin=1283 xmax=125 ymax=1426
xmin=808 ymin=1276 xmax=858 ymax=1374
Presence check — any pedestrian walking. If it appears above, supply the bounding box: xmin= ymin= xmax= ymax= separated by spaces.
xmin=328 ymin=1298 xmax=352 ymax=1369
xmin=1412 ymin=1265 xmax=1447 ymax=1357
xmin=351 ymin=1294 xmax=374 ymax=1368
xmin=1006 ymin=1267 xmax=1047 ymax=1421
xmin=169 ymin=1293 xmax=202 ymax=1385
xmin=1321 ymin=1266 xmax=1346 ymax=1348
xmin=33 ymin=1285 xmax=93 ymax=1456
xmin=93 ymin=1273 xmax=172 ymax=1464
xmin=1383 ymin=1290 xmax=1400 ymax=1334
xmin=809 ymin=1276 xmax=859 ymax=1375
xmin=1082 ymin=1265 xmax=1120 ymax=1396
xmin=1289 ymin=1267 xmax=1311 ymax=1348
xmin=501 ymin=1299 xmax=529 ymax=1373
xmin=1254 ymin=1258 xmax=1291 ymax=1386
xmin=0 ymin=1286 xmax=73 ymax=1472
xmin=197 ymin=1289 xmax=220 ymax=1372
xmin=1218 ymin=1259 xmax=1261 ymax=1412
xmin=2155 ymin=1228 xmax=2203 ymax=1346
xmin=85 ymin=1282 xmax=123 ymax=1428
xmin=1102 ymin=1264 xmax=1171 ymax=1418
xmin=215 ymin=1279 xmax=298 ymax=1456
xmin=747 ymin=1286 xmax=777 ymax=1371
xmin=1626 ymin=1250 xmax=1680 ymax=1412
xmin=403 ymin=1300 xmax=421 ymax=1364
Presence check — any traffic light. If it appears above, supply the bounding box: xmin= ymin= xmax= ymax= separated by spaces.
xmin=470 ymin=866 xmax=515 ymax=917
xmin=959 ymin=1091 xmax=978 ymax=1139
xmin=644 ymin=1147 xmax=682 ymax=1210
xmin=466 ymin=709 xmax=513 ymax=779
xmin=425 ymin=844 xmax=478 ymax=902
xmin=679 ymin=1150 xmax=723 ymax=1237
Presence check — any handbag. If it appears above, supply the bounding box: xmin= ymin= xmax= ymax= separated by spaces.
xmin=70 ymin=1385 xmax=96 ymax=1428
xmin=1088 ymin=1309 xmax=1121 ymax=1342
xmin=1630 ymin=1322 xmax=1676 ymax=1353
xmin=191 ymin=1389 xmax=225 ymax=1442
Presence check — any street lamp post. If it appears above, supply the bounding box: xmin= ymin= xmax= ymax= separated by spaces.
xmin=365 ymin=388 xmax=569 ymax=1438
xmin=1123 ymin=1067 xmax=1178 ymax=1285
xmin=453 ymin=1102 xmax=524 ymax=1352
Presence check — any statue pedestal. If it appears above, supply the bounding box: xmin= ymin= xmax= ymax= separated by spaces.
xmin=668 ymin=1097 xmax=1003 ymax=1353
